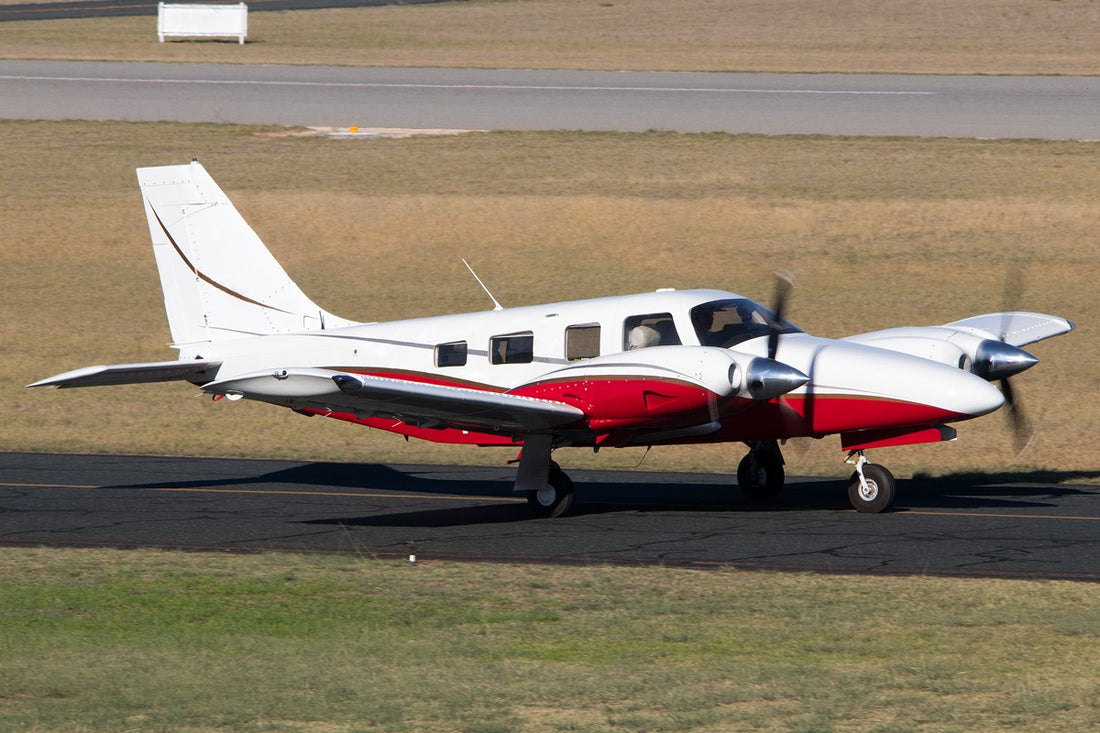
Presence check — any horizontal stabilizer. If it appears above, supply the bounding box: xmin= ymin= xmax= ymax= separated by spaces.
xmin=203 ymin=368 xmax=585 ymax=434
xmin=945 ymin=312 xmax=1075 ymax=347
xmin=29 ymin=360 xmax=222 ymax=389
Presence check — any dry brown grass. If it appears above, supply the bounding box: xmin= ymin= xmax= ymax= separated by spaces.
xmin=3 ymin=121 xmax=1096 ymax=480
xmin=2 ymin=0 xmax=1099 ymax=74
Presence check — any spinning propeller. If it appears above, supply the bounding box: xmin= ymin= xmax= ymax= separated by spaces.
xmin=740 ymin=269 xmax=808 ymax=402
xmin=997 ymin=267 xmax=1036 ymax=454
xmin=767 ymin=269 xmax=795 ymax=361
xmin=966 ymin=266 xmax=1038 ymax=455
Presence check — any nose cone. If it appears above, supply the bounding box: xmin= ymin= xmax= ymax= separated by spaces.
xmin=972 ymin=339 xmax=1039 ymax=381
xmin=745 ymin=357 xmax=809 ymax=401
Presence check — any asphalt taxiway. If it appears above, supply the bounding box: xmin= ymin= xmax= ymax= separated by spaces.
xmin=2 ymin=452 xmax=1097 ymax=580
xmin=3 ymin=60 xmax=1099 ymax=139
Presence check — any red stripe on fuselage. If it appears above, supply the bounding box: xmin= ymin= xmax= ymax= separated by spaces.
xmin=675 ymin=393 xmax=969 ymax=445
xmin=511 ymin=376 xmax=742 ymax=432
xmin=297 ymin=370 xmax=968 ymax=448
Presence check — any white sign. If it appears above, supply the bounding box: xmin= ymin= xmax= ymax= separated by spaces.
xmin=158 ymin=3 xmax=248 ymax=44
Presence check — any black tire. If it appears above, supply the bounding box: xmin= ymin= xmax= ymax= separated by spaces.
xmin=526 ymin=465 xmax=575 ymax=518
xmin=847 ymin=463 xmax=897 ymax=513
xmin=737 ymin=450 xmax=784 ymax=500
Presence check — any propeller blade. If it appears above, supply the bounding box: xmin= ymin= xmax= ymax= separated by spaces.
xmin=1000 ymin=377 xmax=1035 ymax=457
xmin=768 ymin=270 xmax=794 ymax=361
xmin=997 ymin=266 xmax=1037 ymax=457
xmin=1000 ymin=264 xmax=1025 ymax=341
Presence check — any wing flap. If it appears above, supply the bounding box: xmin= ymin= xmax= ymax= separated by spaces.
xmin=29 ymin=360 xmax=222 ymax=389
xmin=945 ymin=312 xmax=1075 ymax=347
xmin=203 ymin=368 xmax=585 ymax=434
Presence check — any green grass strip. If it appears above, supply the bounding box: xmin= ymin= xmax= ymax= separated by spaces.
xmin=1 ymin=548 xmax=1098 ymax=732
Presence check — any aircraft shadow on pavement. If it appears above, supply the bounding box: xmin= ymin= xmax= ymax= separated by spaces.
xmin=114 ymin=461 xmax=517 ymax=497
xmin=113 ymin=461 xmax=1099 ymax=529
xmin=898 ymin=470 xmax=1100 ymax=510
xmin=301 ymin=469 xmax=1098 ymax=529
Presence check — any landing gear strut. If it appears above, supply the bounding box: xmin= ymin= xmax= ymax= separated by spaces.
xmin=845 ymin=450 xmax=897 ymax=513
xmin=737 ymin=441 xmax=785 ymax=500
xmin=515 ymin=435 xmax=575 ymax=518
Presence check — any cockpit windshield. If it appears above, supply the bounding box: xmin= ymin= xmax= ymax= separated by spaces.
xmin=690 ymin=299 xmax=803 ymax=348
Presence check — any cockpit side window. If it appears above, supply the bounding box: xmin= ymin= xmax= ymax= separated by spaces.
xmin=691 ymin=299 xmax=802 ymax=348
xmin=624 ymin=313 xmax=681 ymax=350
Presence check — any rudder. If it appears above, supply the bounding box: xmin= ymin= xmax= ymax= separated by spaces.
xmin=137 ymin=160 xmax=352 ymax=352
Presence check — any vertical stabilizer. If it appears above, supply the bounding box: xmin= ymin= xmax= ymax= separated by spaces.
xmin=137 ymin=160 xmax=354 ymax=350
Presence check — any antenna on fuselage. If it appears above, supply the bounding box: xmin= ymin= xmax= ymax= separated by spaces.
xmin=461 ymin=259 xmax=504 ymax=311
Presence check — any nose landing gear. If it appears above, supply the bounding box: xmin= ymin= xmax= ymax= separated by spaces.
xmin=845 ymin=450 xmax=897 ymax=513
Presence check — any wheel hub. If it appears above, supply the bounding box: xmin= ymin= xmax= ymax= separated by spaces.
xmin=535 ymin=486 xmax=557 ymax=507
xmin=857 ymin=479 xmax=879 ymax=502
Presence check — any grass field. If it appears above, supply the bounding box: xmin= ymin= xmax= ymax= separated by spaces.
xmin=2 ymin=0 xmax=1100 ymax=74
xmin=2 ymin=548 xmax=1098 ymax=733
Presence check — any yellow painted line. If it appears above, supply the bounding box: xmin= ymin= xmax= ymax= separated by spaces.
xmin=3 ymin=483 xmax=1092 ymax=515
xmin=152 ymin=487 xmax=524 ymax=503
xmin=0 ymin=481 xmax=522 ymax=503
xmin=2 ymin=482 xmax=99 ymax=489
xmin=905 ymin=510 xmax=1100 ymax=521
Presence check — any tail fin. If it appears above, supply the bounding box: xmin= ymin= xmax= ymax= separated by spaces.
xmin=137 ymin=160 xmax=353 ymax=351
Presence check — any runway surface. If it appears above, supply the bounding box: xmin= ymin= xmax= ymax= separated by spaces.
xmin=3 ymin=60 xmax=1099 ymax=138
xmin=0 ymin=0 xmax=444 ymax=22
xmin=2 ymin=453 xmax=1097 ymax=580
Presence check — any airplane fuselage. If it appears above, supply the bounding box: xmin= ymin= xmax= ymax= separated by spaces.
xmin=196 ymin=288 xmax=1005 ymax=449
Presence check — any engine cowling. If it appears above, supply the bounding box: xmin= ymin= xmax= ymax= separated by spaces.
xmin=843 ymin=326 xmax=1037 ymax=381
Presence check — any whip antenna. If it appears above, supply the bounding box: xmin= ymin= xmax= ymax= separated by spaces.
xmin=462 ymin=259 xmax=504 ymax=311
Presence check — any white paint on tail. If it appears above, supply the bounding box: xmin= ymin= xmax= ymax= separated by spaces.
xmin=137 ymin=160 xmax=354 ymax=354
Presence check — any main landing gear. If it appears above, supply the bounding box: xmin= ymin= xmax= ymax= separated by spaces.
xmin=514 ymin=435 xmax=576 ymax=518
xmin=736 ymin=441 xmax=785 ymax=500
xmin=526 ymin=462 xmax=575 ymax=518
xmin=735 ymin=443 xmax=898 ymax=513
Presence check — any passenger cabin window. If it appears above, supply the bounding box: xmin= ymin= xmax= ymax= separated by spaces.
xmin=690 ymin=299 xmax=803 ymax=348
xmin=435 ymin=341 xmax=468 ymax=367
xmin=565 ymin=324 xmax=601 ymax=361
xmin=490 ymin=332 xmax=534 ymax=364
xmin=624 ymin=313 xmax=681 ymax=350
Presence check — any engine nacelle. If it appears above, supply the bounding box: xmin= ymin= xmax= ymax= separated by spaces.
xmin=843 ymin=326 xmax=1037 ymax=381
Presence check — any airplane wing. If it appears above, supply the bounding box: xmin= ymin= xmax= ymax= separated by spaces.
xmin=944 ymin=312 xmax=1075 ymax=347
xmin=28 ymin=360 xmax=222 ymax=388
xmin=202 ymin=367 xmax=586 ymax=434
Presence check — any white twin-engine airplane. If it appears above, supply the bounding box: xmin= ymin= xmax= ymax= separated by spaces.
xmin=32 ymin=161 xmax=1075 ymax=517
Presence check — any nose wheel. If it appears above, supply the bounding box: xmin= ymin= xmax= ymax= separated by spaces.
xmin=845 ymin=451 xmax=897 ymax=513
